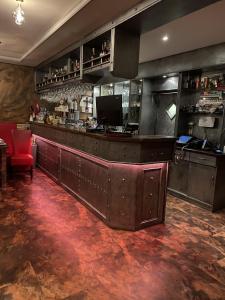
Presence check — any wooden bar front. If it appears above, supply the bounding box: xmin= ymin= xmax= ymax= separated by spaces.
xmin=31 ymin=123 xmax=175 ymax=230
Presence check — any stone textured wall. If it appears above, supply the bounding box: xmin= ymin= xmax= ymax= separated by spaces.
xmin=0 ymin=62 xmax=36 ymax=122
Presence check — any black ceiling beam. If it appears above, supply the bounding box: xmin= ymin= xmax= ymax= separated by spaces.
xmin=119 ymin=0 xmax=221 ymax=34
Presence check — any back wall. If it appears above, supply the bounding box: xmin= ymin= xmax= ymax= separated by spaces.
xmin=0 ymin=62 xmax=36 ymax=123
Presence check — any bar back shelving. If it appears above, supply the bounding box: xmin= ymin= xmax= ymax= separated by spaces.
xmin=36 ymin=47 xmax=82 ymax=91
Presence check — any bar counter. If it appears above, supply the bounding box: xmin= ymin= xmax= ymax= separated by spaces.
xmin=31 ymin=122 xmax=175 ymax=230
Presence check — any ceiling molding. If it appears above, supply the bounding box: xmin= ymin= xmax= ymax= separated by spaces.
xmin=0 ymin=56 xmax=20 ymax=64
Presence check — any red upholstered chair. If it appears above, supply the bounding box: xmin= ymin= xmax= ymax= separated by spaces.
xmin=0 ymin=123 xmax=17 ymax=158
xmin=11 ymin=129 xmax=33 ymax=178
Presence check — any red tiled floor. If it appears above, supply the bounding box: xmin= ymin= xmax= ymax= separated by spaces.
xmin=0 ymin=169 xmax=225 ymax=300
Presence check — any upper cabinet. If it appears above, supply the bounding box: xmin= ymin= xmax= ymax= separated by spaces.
xmin=36 ymin=47 xmax=82 ymax=90
xmin=35 ymin=27 xmax=140 ymax=92
xmin=82 ymin=31 xmax=111 ymax=77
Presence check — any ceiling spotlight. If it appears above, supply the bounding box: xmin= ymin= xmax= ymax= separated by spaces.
xmin=163 ymin=75 xmax=167 ymax=78
xmin=162 ymin=35 xmax=169 ymax=42
xmin=13 ymin=0 xmax=25 ymax=26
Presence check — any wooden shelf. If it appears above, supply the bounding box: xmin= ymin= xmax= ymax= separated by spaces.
xmin=180 ymin=110 xmax=224 ymax=116
xmin=36 ymin=72 xmax=81 ymax=91
xmin=36 ymin=71 xmax=80 ymax=89
xmin=182 ymin=88 xmax=201 ymax=93
xmin=83 ymin=61 xmax=110 ymax=74
xmin=83 ymin=53 xmax=110 ymax=65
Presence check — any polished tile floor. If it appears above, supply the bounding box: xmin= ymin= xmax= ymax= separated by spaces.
xmin=0 ymin=169 xmax=225 ymax=300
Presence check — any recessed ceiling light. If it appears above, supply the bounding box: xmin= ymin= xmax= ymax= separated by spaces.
xmin=162 ymin=35 xmax=169 ymax=42
xmin=163 ymin=75 xmax=167 ymax=78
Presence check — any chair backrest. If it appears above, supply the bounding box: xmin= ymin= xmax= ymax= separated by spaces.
xmin=11 ymin=129 xmax=32 ymax=155
xmin=0 ymin=123 xmax=17 ymax=156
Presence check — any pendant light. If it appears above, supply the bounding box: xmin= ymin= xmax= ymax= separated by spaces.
xmin=13 ymin=0 xmax=25 ymax=26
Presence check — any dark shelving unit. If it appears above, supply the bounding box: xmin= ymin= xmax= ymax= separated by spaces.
xmin=36 ymin=47 xmax=81 ymax=91
xmin=82 ymin=31 xmax=111 ymax=77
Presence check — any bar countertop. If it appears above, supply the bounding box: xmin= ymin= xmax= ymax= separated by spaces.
xmin=31 ymin=122 xmax=175 ymax=143
xmin=30 ymin=122 xmax=176 ymax=163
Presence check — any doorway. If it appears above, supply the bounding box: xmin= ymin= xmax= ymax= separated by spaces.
xmin=153 ymin=92 xmax=178 ymax=136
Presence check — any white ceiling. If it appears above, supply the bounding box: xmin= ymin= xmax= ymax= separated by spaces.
xmin=0 ymin=0 xmax=144 ymax=66
xmin=139 ymin=0 xmax=225 ymax=63
xmin=0 ymin=0 xmax=91 ymax=62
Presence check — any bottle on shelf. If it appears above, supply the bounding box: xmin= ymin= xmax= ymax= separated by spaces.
xmin=195 ymin=76 xmax=200 ymax=89
xmin=183 ymin=74 xmax=189 ymax=89
xmin=105 ymin=40 xmax=110 ymax=54
xmin=74 ymin=59 xmax=80 ymax=72
xmin=91 ymin=48 xmax=96 ymax=67
xmin=99 ymin=44 xmax=105 ymax=63
xmin=103 ymin=40 xmax=110 ymax=63
xmin=71 ymin=60 xmax=74 ymax=72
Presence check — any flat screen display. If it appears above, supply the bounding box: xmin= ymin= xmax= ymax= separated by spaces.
xmin=96 ymin=95 xmax=123 ymax=126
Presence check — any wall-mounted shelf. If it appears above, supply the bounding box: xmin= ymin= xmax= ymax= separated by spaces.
xmin=180 ymin=111 xmax=223 ymax=116
xmin=35 ymin=26 xmax=140 ymax=91
xmin=36 ymin=47 xmax=82 ymax=92
xmin=83 ymin=54 xmax=110 ymax=70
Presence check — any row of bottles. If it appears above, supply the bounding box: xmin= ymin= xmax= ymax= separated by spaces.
xmin=90 ymin=40 xmax=110 ymax=61
xmin=183 ymin=74 xmax=201 ymax=90
xmin=37 ymin=36 xmax=111 ymax=89
xmin=71 ymin=59 xmax=80 ymax=73
xmin=51 ymin=67 xmax=67 ymax=79
xmin=39 ymin=61 xmax=80 ymax=86
xmin=84 ymin=40 xmax=111 ymax=69
xmin=183 ymin=73 xmax=225 ymax=91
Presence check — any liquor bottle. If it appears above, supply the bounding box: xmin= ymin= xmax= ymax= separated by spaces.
xmin=71 ymin=60 xmax=74 ymax=72
xmin=102 ymin=41 xmax=110 ymax=62
xmin=105 ymin=40 xmax=110 ymax=54
xmin=183 ymin=74 xmax=189 ymax=89
xmin=195 ymin=76 xmax=200 ymax=89
xmin=100 ymin=43 xmax=104 ymax=57
xmin=75 ymin=59 xmax=80 ymax=71
xmin=91 ymin=48 xmax=96 ymax=67
xmin=191 ymin=78 xmax=196 ymax=89
xmin=91 ymin=48 xmax=96 ymax=60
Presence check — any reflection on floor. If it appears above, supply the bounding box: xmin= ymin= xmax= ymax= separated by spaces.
xmin=0 ymin=169 xmax=225 ymax=300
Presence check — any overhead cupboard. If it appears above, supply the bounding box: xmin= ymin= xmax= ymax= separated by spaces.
xmin=35 ymin=27 xmax=140 ymax=91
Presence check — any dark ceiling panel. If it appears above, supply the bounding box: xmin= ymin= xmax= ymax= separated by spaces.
xmin=120 ymin=0 xmax=221 ymax=33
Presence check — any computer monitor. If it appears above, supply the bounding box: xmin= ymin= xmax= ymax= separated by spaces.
xmin=96 ymin=95 xmax=123 ymax=126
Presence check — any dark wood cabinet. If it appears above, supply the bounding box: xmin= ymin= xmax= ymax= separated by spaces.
xmin=141 ymin=168 xmax=165 ymax=224
xmin=168 ymin=149 xmax=225 ymax=211
xmin=169 ymin=159 xmax=188 ymax=196
xmin=187 ymin=163 xmax=216 ymax=206
xmin=187 ymin=162 xmax=215 ymax=206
